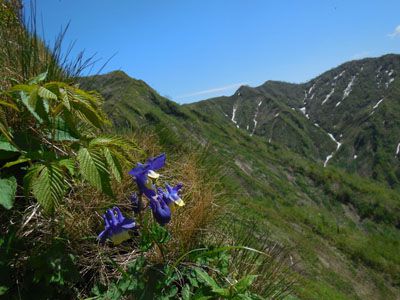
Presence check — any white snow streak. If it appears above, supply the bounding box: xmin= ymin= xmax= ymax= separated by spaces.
xmin=354 ymin=154 xmax=358 ymax=159
xmin=308 ymin=84 xmax=316 ymax=95
xmin=386 ymin=77 xmax=395 ymax=89
xmin=324 ymin=154 xmax=333 ymax=167
xmin=314 ymin=123 xmax=320 ymax=127
xmin=372 ymin=98 xmax=384 ymax=109
xmin=231 ymin=105 xmax=238 ymax=124
xmin=334 ymin=70 xmax=346 ymax=80
xmin=328 ymin=133 xmax=342 ymax=150
xmin=299 ymin=107 xmax=306 ymax=115
xmin=388 ymin=69 xmax=394 ymax=77
xmin=396 ymin=143 xmax=400 ymax=156
xmin=342 ymin=76 xmax=356 ymax=100
xmin=321 ymin=88 xmax=335 ymax=105
xmin=250 ymin=100 xmax=263 ymax=136
xmin=324 ymin=133 xmax=342 ymax=167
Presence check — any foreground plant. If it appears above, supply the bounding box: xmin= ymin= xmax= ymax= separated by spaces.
xmin=0 ymin=72 xmax=137 ymax=213
xmin=97 ymin=153 xmax=185 ymax=245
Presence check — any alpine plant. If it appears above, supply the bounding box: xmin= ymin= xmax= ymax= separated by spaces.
xmin=98 ymin=154 xmax=184 ymax=245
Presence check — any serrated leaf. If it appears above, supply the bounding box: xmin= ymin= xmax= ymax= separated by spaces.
xmin=38 ymin=86 xmax=57 ymax=100
xmin=59 ymin=88 xmax=71 ymax=110
xmin=30 ymin=164 xmax=66 ymax=213
xmin=72 ymin=101 xmax=104 ymax=129
xmin=19 ymin=91 xmax=43 ymax=123
xmin=0 ymin=176 xmax=17 ymax=209
xmin=77 ymin=147 xmax=113 ymax=196
xmin=28 ymin=71 xmax=47 ymax=84
xmin=58 ymin=158 xmax=75 ymax=176
xmin=104 ymin=148 xmax=122 ymax=182
xmin=24 ymin=165 xmax=41 ymax=197
xmin=28 ymin=87 xmax=39 ymax=108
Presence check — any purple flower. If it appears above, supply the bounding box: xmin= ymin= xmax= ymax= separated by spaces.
xmin=129 ymin=153 xmax=166 ymax=195
xmin=98 ymin=206 xmax=136 ymax=245
xmin=148 ymin=190 xmax=171 ymax=226
xmin=165 ymin=183 xmax=184 ymax=206
xmin=130 ymin=193 xmax=142 ymax=214
xmin=158 ymin=183 xmax=185 ymax=206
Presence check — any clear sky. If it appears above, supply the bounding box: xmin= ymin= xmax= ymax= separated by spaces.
xmin=27 ymin=0 xmax=400 ymax=103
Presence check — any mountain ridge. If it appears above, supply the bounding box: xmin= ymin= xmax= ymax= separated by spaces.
xmin=78 ymin=54 xmax=400 ymax=299
xmin=188 ymin=53 xmax=400 ymax=186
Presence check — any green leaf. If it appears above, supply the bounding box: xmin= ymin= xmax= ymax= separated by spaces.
xmin=212 ymin=287 xmax=230 ymax=297
xmin=104 ymin=148 xmax=122 ymax=182
xmin=233 ymin=275 xmax=257 ymax=294
xmin=77 ymin=147 xmax=113 ymax=196
xmin=38 ymin=86 xmax=57 ymax=100
xmin=182 ymin=285 xmax=191 ymax=300
xmin=19 ymin=91 xmax=43 ymax=123
xmin=2 ymin=157 xmax=31 ymax=168
xmin=28 ymin=87 xmax=39 ymax=108
xmin=193 ymin=268 xmax=220 ymax=290
xmin=28 ymin=71 xmax=47 ymax=84
xmin=58 ymin=158 xmax=75 ymax=176
xmin=30 ymin=163 xmax=66 ymax=213
xmin=0 ymin=176 xmax=17 ymax=209
xmin=0 ymin=136 xmax=18 ymax=152
xmin=0 ymin=286 xmax=8 ymax=295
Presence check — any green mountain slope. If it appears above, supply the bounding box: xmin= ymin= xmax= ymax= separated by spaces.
xmin=190 ymin=54 xmax=400 ymax=187
xmin=79 ymin=60 xmax=400 ymax=299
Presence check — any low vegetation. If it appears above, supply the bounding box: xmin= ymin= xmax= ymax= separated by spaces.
xmin=0 ymin=1 xmax=296 ymax=299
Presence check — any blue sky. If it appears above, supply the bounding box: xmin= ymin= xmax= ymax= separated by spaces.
xmin=29 ymin=0 xmax=400 ymax=103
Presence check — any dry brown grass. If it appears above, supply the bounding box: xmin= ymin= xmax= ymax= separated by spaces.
xmin=13 ymin=129 xmax=220 ymax=295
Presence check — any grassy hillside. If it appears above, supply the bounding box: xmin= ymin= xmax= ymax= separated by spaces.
xmin=190 ymin=54 xmax=400 ymax=188
xmin=81 ymin=70 xmax=400 ymax=299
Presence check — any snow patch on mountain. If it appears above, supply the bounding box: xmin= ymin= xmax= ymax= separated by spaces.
xmin=334 ymin=70 xmax=346 ymax=80
xmin=231 ymin=105 xmax=238 ymax=124
xmin=250 ymin=100 xmax=263 ymax=136
xmin=386 ymin=77 xmax=395 ymax=89
xmin=342 ymin=76 xmax=356 ymax=100
xmin=324 ymin=133 xmax=342 ymax=167
xmin=322 ymin=88 xmax=335 ymax=105
xmin=372 ymin=98 xmax=384 ymax=110
xmin=308 ymin=83 xmax=316 ymax=95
